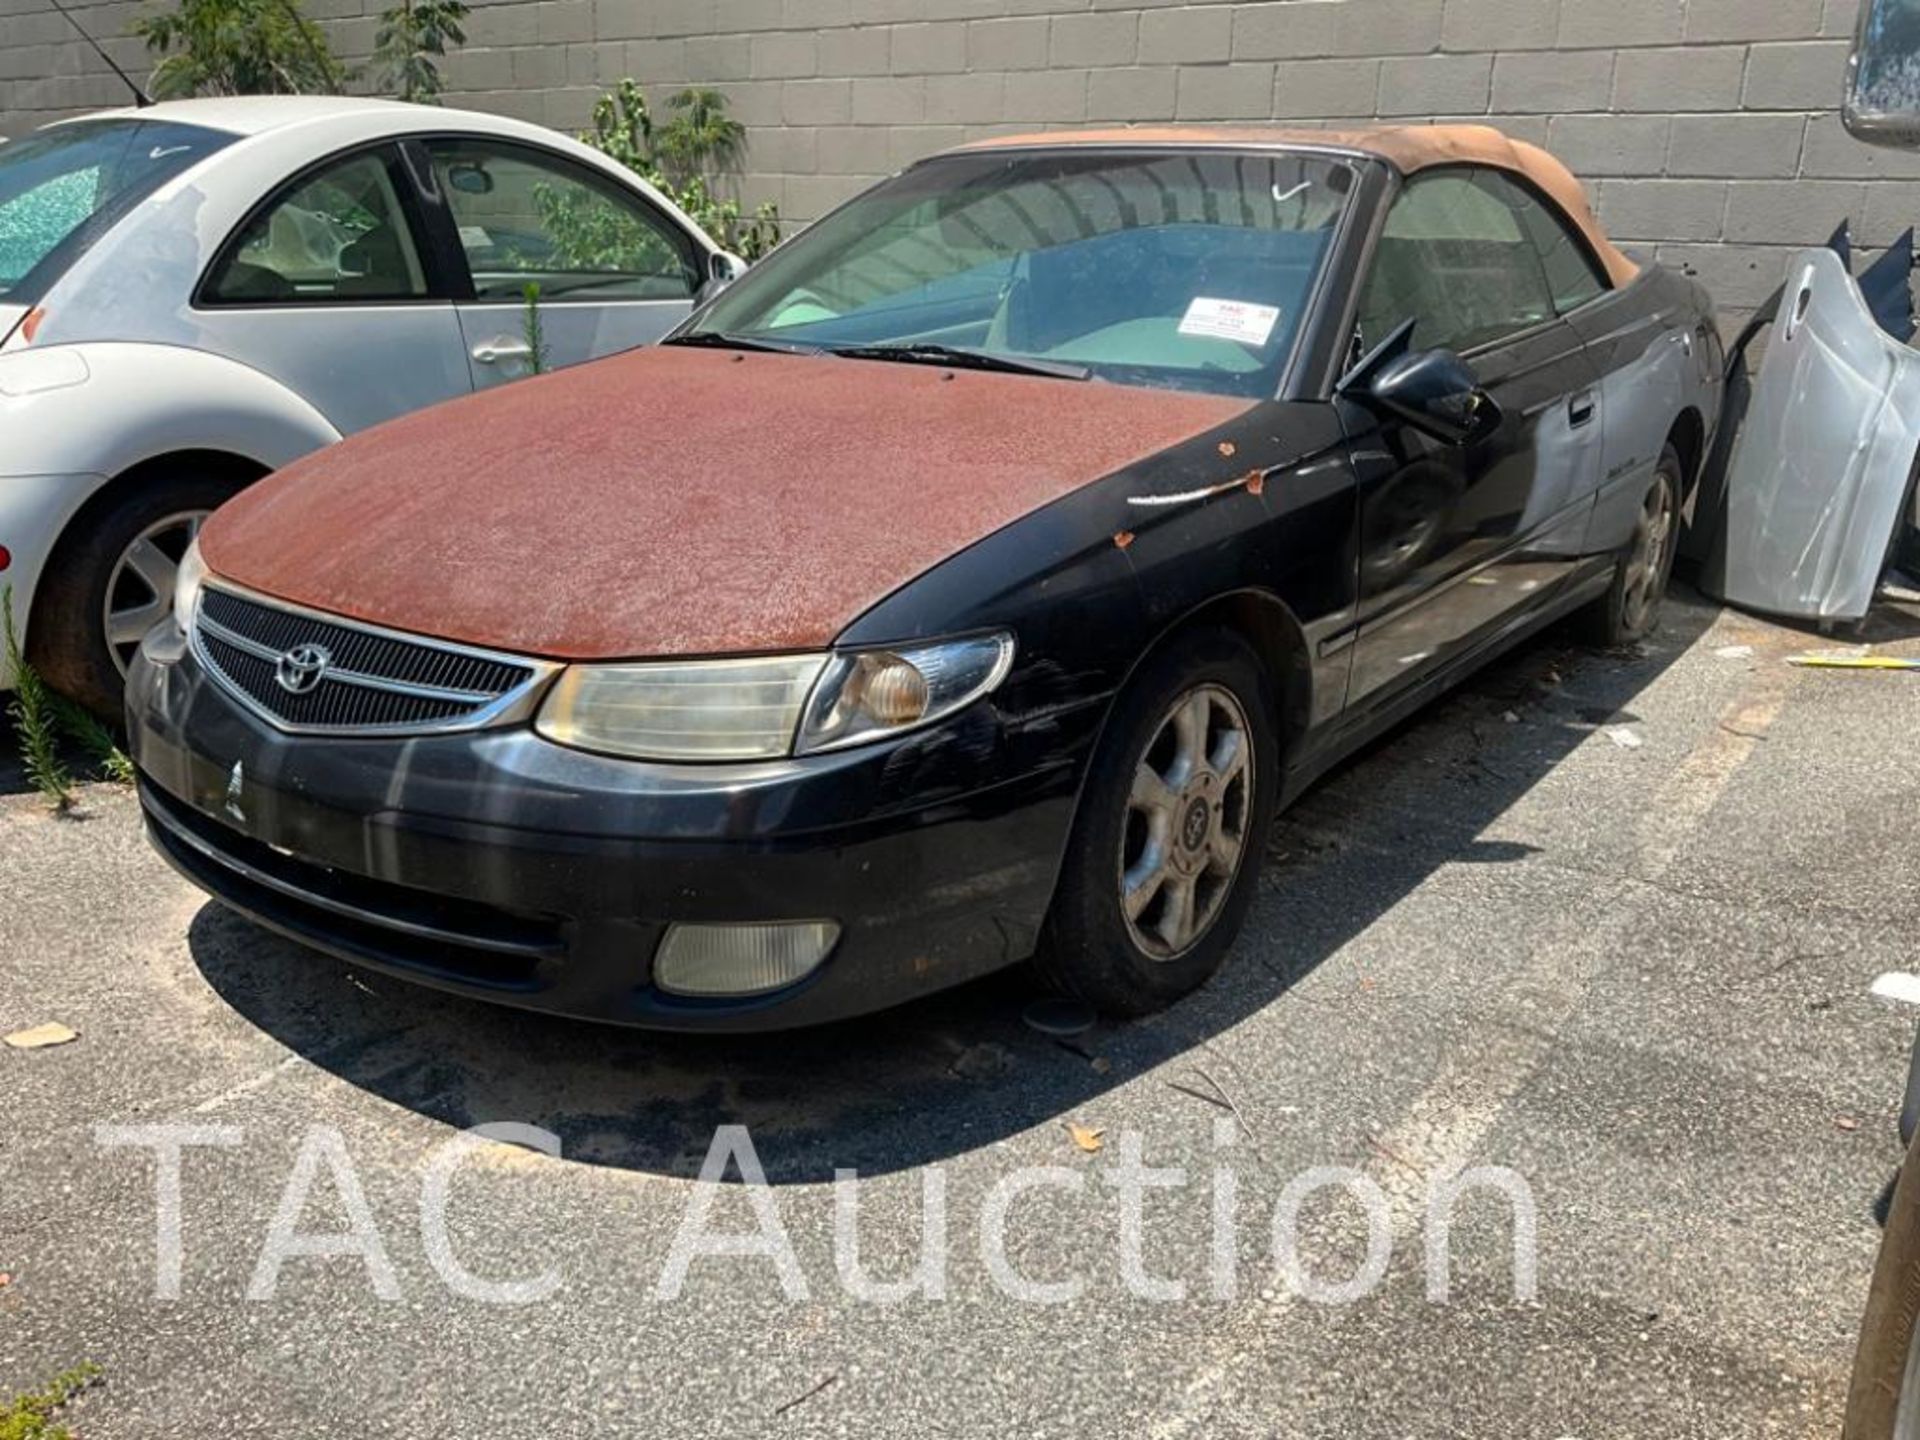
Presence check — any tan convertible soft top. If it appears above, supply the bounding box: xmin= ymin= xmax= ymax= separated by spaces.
xmin=955 ymin=124 xmax=1640 ymax=289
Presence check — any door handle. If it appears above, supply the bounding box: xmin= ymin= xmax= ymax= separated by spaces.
xmin=1569 ymin=393 xmax=1597 ymax=428
xmin=471 ymin=338 xmax=533 ymax=365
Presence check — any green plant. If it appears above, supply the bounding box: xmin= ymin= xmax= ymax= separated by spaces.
xmin=521 ymin=282 xmax=547 ymax=374
xmin=132 ymin=0 xmax=346 ymax=98
xmin=59 ymin=703 xmax=136 ymax=786
xmin=582 ymin=78 xmax=655 ymax=174
xmin=372 ymin=0 xmax=469 ymax=103
xmin=654 ymin=86 xmax=747 ymax=187
xmin=530 ymin=182 xmax=680 ymax=274
xmin=675 ymin=173 xmax=783 ymax=264
xmin=2 ymin=587 xmax=74 ymax=812
xmin=576 ymin=81 xmax=784 ymax=262
xmin=0 ymin=1364 xmax=99 ymax=1440
xmin=0 ymin=588 xmax=130 ymax=806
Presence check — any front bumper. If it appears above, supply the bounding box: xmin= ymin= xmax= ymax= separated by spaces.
xmin=127 ymin=625 xmax=1089 ymax=1031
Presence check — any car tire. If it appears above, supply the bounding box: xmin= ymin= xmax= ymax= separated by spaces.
xmin=1579 ymin=443 xmax=1684 ymax=649
xmin=28 ymin=464 xmax=250 ymax=717
xmin=1036 ymin=626 xmax=1279 ymax=1017
xmin=1846 ymin=1132 xmax=1920 ymax=1438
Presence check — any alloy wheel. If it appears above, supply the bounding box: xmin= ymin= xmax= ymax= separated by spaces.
xmin=103 ymin=510 xmax=208 ymax=677
xmin=1620 ymin=470 xmax=1676 ymax=635
xmin=1118 ymin=683 xmax=1256 ymax=960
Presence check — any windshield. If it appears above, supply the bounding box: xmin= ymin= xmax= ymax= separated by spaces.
xmin=688 ymin=148 xmax=1356 ymax=398
xmin=0 ymin=119 xmax=234 ymax=300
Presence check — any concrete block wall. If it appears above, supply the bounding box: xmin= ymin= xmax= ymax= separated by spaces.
xmin=0 ymin=0 xmax=1909 ymax=331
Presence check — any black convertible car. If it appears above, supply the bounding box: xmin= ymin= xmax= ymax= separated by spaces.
xmin=128 ymin=125 xmax=1724 ymax=1030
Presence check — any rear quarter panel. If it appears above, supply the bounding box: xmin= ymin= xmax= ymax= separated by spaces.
xmin=0 ymin=342 xmax=340 ymax=480
xmin=0 ymin=342 xmax=340 ymax=676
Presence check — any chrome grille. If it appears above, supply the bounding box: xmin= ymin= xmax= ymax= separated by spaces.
xmin=192 ymin=586 xmax=546 ymax=734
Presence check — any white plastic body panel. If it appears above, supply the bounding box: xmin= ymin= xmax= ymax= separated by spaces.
xmin=1720 ymin=247 xmax=1920 ymax=623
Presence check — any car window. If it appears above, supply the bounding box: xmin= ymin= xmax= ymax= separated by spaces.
xmin=206 ymin=149 xmax=427 ymax=304
xmin=2 ymin=171 xmax=98 ymax=283
xmin=0 ymin=118 xmax=233 ymax=300
xmin=1356 ymin=169 xmax=1559 ymax=355
xmin=1507 ymin=180 xmax=1609 ymax=315
xmin=424 ymin=140 xmax=697 ymax=302
xmin=688 ymin=150 xmax=1356 ymax=399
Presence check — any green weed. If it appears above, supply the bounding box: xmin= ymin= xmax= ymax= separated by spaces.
xmin=0 ymin=1364 xmax=102 ymax=1440
xmin=2 ymin=587 xmax=74 ymax=811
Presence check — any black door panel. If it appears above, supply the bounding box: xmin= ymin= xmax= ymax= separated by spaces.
xmin=1343 ymin=320 xmax=1602 ymax=710
xmin=1333 ymin=165 xmax=1618 ymax=718
xmin=1567 ymin=272 xmax=1712 ymax=559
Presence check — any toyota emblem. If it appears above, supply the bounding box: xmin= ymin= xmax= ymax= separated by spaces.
xmin=274 ymin=642 xmax=332 ymax=695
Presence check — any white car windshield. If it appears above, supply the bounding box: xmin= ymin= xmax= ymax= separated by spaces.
xmin=0 ymin=117 xmax=233 ymax=300
xmin=686 ymin=148 xmax=1357 ymax=398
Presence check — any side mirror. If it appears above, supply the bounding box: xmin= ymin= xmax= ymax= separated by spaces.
xmin=1363 ymin=347 xmax=1503 ymax=447
xmin=710 ymin=251 xmax=747 ymax=287
xmin=447 ymin=162 xmax=494 ymax=195
xmin=1846 ymin=0 xmax=1920 ymax=149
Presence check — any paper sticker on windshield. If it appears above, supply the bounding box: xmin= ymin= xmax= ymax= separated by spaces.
xmin=1178 ymin=297 xmax=1280 ymax=346
xmin=457 ymin=225 xmax=493 ymax=250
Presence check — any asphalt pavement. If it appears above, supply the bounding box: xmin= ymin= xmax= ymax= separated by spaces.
xmin=2 ymin=587 xmax=1916 ymax=1438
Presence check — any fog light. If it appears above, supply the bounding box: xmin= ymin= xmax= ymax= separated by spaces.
xmin=653 ymin=921 xmax=840 ymax=998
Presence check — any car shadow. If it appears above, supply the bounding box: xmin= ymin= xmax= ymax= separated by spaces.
xmin=0 ymin=714 xmax=25 ymax=795
xmin=185 ymin=592 xmax=1723 ymax=1183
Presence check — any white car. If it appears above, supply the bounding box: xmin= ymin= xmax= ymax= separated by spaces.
xmin=0 ymin=96 xmax=741 ymax=712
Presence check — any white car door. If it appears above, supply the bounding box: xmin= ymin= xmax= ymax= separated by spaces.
xmin=191 ymin=142 xmax=472 ymax=436
xmin=418 ymin=137 xmax=703 ymax=388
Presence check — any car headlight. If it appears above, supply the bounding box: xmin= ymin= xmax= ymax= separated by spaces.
xmin=536 ymin=654 xmax=828 ymax=761
xmin=534 ymin=633 xmax=1015 ymax=762
xmin=173 ymin=537 xmax=208 ymax=630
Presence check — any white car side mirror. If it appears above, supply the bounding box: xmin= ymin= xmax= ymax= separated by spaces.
xmin=709 ymin=252 xmax=748 ymax=290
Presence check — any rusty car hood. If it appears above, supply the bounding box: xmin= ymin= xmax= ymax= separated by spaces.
xmin=200 ymin=346 xmax=1250 ymax=660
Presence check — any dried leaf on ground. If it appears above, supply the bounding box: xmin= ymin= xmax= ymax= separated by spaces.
xmin=3 ymin=1023 xmax=77 ymax=1051
xmin=1065 ymin=1122 xmax=1105 ymax=1153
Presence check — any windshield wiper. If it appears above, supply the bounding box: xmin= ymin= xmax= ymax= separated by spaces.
xmin=662 ymin=330 xmax=823 ymax=356
xmin=826 ymin=342 xmax=1092 ymax=381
